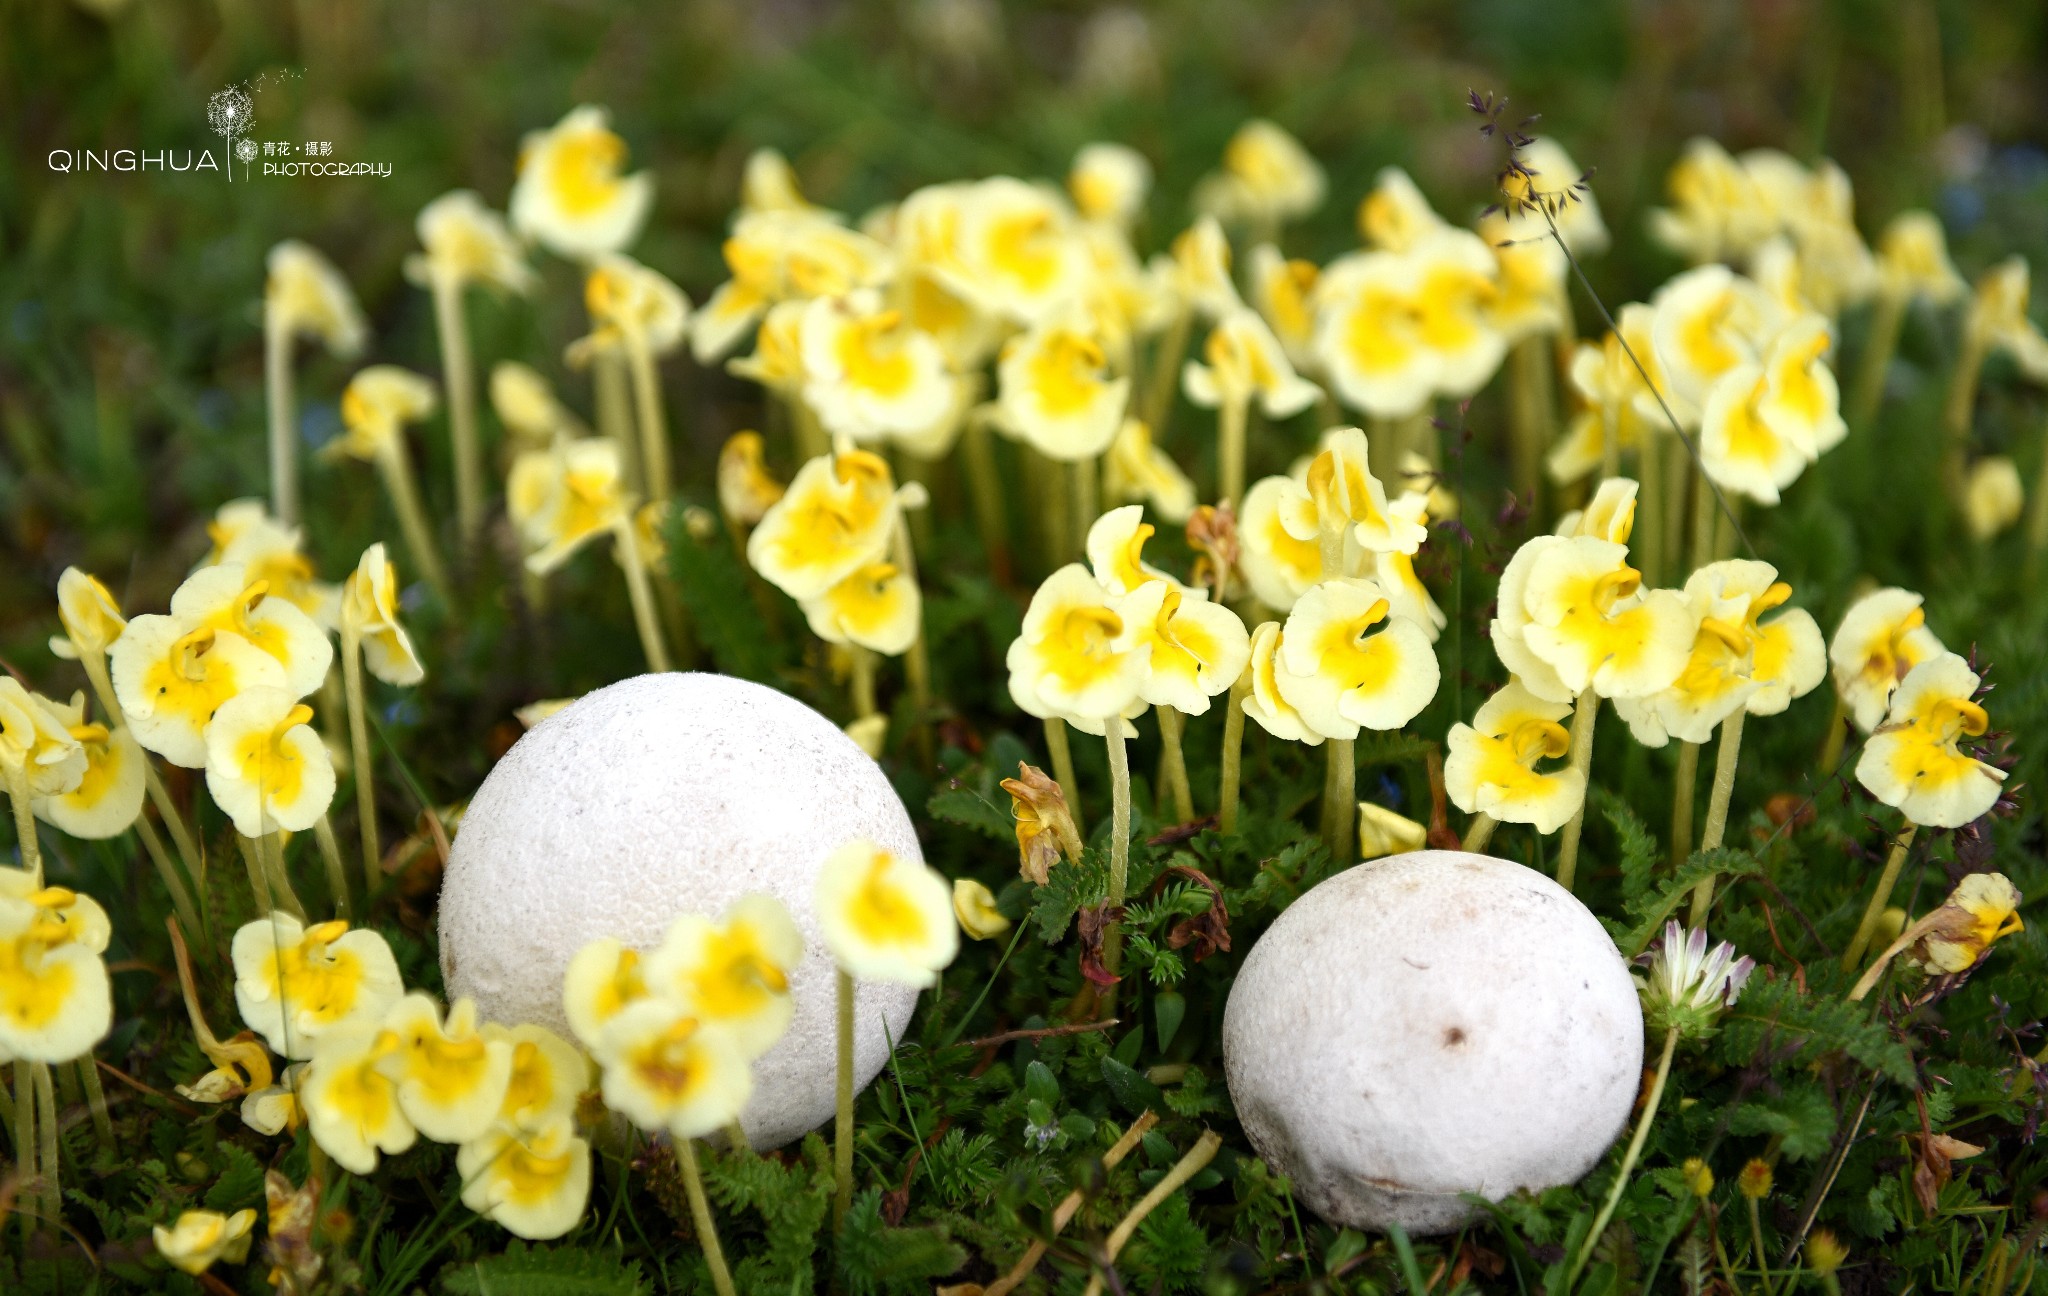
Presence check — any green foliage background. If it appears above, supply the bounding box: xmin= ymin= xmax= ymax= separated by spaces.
xmin=4 ymin=0 xmax=2048 ymax=1292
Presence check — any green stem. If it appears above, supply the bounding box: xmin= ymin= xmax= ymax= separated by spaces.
xmin=6 ymin=765 xmax=42 ymax=886
xmin=676 ymin=1139 xmax=737 ymax=1296
xmin=1670 ymin=740 xmax=1701 ymax=871
xmin=1817 ymin=690 xmax=1849 ymax=777
xmin=265 ymin=313 xmax=298 ymax=527
xmin=833 ymin=969 xmax=855 ymax=1229
xmin=1157 ymin=707 xmax=1194 ymax=823
xmin=1847 ymin=291 xmax=1906 ymax=433
xmin=1568 ymin=1026 xmax=1680 ymax=1289
xmin=1842 ymin=823 xmax=1918 ymax=973
xmin=431 ymin=269 xmax=484 ymax=546
xmin=375 ymin=440 xmax=451 ymax=606
xmin=850 ymin=648 xmax=878 ymax=720
xmin=1689 ymin=456 xmax=1717 ymax=573
xmin=12 ymin=1063 xmax=34 ymax=1238
xmin=263 ymin=830 xmax=306 ymax=923
xmin=1599 ymin=404 xmax=1620 ymax=483
xmin=1219 ymin=395 xmax=1249 ymax=511
xmin=34 ymin=1061 xmax=58 ymax=1228
xmin=2025 ymin=405 xmax=2048 ymax=581
xmin=595 ymin=349 xmax=640 ymax=493
xmin=1144 ymin=308 xmax=1192 ymax=436
xmin=1103 ymin=721 xmax=1132 ymax=1007
xmin=135 ymin=814 xmax=203 ymax=938
xmin=342 ymin=625 xmax=380 ymax=898
xmin=791 ymin=394 xmax=829 ymax=464
xmin=1689 ymin=709 xmax=1747 ymax=926
xmin=1508 ymin=336 xmax=1556 ymax=508
xmin=1044 ymin=718 xmax=1084 ymax=835
xmin=1462 ymin=812 xmax=1498 ymax=854
xmin=614 ymin=516 xmax=673 ymax=673
xmin=313 ymin=815 xmax=351 ymax=920
xmin=624 ymin=330 xmax=672 ymax=507
xmin=890 ymin=515 xmax=933 ymax=768
xmin=1554 ymin=691 xmax=1601 ymax=892
xmin=1218 ymin=671 xmax=1249 ymax=835
xmin=1072 ymin=455 xmax=1099 ymax=557
xmin=1750 ymin=1195 xmax=1775 ymax=1296
xmin=77 ymin=1058 xmax=111 ymax=1148
xmin=1323 ymin=737 xmax=1356 ymax=864
xmin=1941 ymin=331 xmax=1987 ymax=509
xmin=960 ymin=417 xmax=1012 ymax=584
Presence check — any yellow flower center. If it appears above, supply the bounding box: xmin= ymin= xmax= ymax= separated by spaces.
xmin=632 ymin=1016 xmax=713 ymax=1102
xmin=1508 ymin=718 xmax=1573 ymax=765
xmin=255 ymin=925 xmax=372 ymax=1033
xmin=140 ymin=627 xmax=245 ymax=733
xmin=1041 ymin=604 xmax=1127 ymax=691
xmin=835 ymin=312 xmax=917 ymax=398
xmin=691 ymin=925 xmax=791 ymax=1022
xmin=547 ymin=128 xmax=626 ymax=218
xmin=0 ymin=935 xmax=77 ymax=1034
xmin=1342 ymin=285 xmax=1422 ymax=375
xmin=985 ymin=210 xmax=1061 ymax=292
xmin=1927 ymin=696 xmax=1990 ymax=745
xmin=233 ymin=704 xmax=313 ymax=809
xmin=495 ymin=1133 xmax=578 ymax=1203
xmin=1677 ymin=289 xmax=1741 ymax=376
xmin=1590 ymin=567 xmax=1642 ymax=616
xmin=1862 ymin=607 xmax=1926 ymax=686
xmin=328 ymin=1045 xmax=400 ymax=1129
xmin=1311 ymin=595 xmax=1401 ymax=695
xmin=847 ymin=852 xmax=929 ymax=948
xmin=1027 ymin=332 xmax=1108 ymax=417
xmin=395 ymin=1017 xmax=493 ymax=1106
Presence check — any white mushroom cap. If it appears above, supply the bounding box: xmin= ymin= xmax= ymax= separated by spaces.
xmin=1222 ymin=850 xmax=1642 ymax=1233
xmin=438 ymin=672 xmax=922 ymax=1149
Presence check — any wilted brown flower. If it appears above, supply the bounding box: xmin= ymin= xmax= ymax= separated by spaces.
xmin=1186 ymin=502 xmax=1239 ymax=604
xmin=717 ymin=430 xmax=784 ymax=526
xmin=1001 ymin=762 xmax=1083 ymax=885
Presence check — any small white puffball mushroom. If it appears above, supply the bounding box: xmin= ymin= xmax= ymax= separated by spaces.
xmin=1222 ymin=850 xmax=1642 ymax=1234
xmin=438 ymin=672 xmax=922 ymax=1150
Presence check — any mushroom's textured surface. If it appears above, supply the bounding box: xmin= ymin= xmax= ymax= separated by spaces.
xmin=1222 ymin=850 xmax=1642 ymax=1233
xmin=439 ymin=672 xmax=922 ymax=1150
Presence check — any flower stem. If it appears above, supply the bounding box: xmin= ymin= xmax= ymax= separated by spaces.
xmin=624 ymin=331 xmax=672 ymax=507
xmin=374 ymin=440 xmax=451 ymax=606
xmin=12 ymin=1062 xmax=34 ymax=1238
xmin=1144 ymin=308 xmax=1192 ymax=436
xmin=80 ymin=650 xmax=202 ymax=879
xmin=1599 ymin=404 xmax=1620 ymax=482
xmin=1079 ymin=1130 xmax=1225 ymax=1296
xmin=34 ymin=1061 xmax=58 ymax=1227
xmin=1044 ymin=718 xmax=1085 ymax=834
xmin=1749 ymin=1195 xmax=1775 ymax=1296
xmin=850 ymin=648 xmax=878 ymax=720
xmin=675 ymin=1138 xmax=737 ymax=1296
xmin=1072 ymin=455 xmax=1099 ymax=556
xmin=265 ymin=314 xmax=298 ymax=527
xmin=1508 ymin=336 xmax=1556 ymax=508
xmin=1568 ymin=1025 xmax=1680 ymax=1290
xmin=1670 ymin=739 xmax=1701 ymax=870
xmin=890 ymin=515 xmax=933 ymax=768
xmin=6 ymin=765 xmax=43 ymax=886
xmin=1941 ymin=331 xmax=1987 ymax=508
xmin=135 ymin=814 xmax=203 ymax=937
xmin=1554 ymin=691 xmax=1601 ymax=893
xmin=2025 ymin=403 xmax=2048 ymax=581
xmin=1462 ymin=812 xmax=1498 ymax=854
xmin=1157 ymin=706 xmax=1194 ymax=823
xmin=1218 ymin=670 xmax=1249 ymax=835
xmin=595 ymin=349 xmax=640 ymax=492
xmin=341 ymin=625 xmax=380 ymax=898
xmin=614 ymin=516 xmax=673 ymax=673
xmin=430 ymin=270 xmax=485 ymax=545
xmin=1847 ymin=290 xmax=1906 ymax=433
xmin=1842 ymin=822 xmax=1918 ymax=973
xmin=1689 ymin=457 xmax=1717 ymax=572
xmin=1689 ymin=709 xmax=1747 ymax=925
xmin=263 ymin=830 xmax=306 ymax=922
xmin=313 ymin=815 xmax=351 ymax=920
xmin=1104 ymin=721 xmax=1133 ymax=1005
xmin=960 ymin=417 xmax=1012 ymax=584
xmin=1323 ymin=738 xmax=1356 ymax=863
xmin=1219 ymin=395 xmax=1249 ymax=511
xmin=833 ymin=968 xmax=855 ymax=1230
xmin=791 ymin=394 xmax=829 ymax=464
xmin=77 ymin=1058 xmax=111 ymax=1148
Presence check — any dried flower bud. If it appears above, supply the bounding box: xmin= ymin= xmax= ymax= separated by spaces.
xmin=1000 ymin=762 xmax=1083 ymax=885
xmin=1186 ymin=503 xmax=1240 ymax=603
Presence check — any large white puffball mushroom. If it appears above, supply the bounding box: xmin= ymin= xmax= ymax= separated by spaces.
xmin=1222 ymin=850 xmax=1642 ymax=1234
xmin=439 ymin=672 xmax=923 ymax=1150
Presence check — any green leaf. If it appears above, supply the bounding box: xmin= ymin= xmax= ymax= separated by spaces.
xmin=1595 ymin=787 xmax=1660 ymax=912
xmin=926 ymin=785 xmax=1014 ymax=841
xmin=202 ymin=1143 xmax=265 ymax=1213
xmin=1728 ymin=1085 xmax=1838 ymax=1161
xmin=439 ymin=1242 xmax=647 ymax=1296
xmin=662 ymin=509 xmax=789 ymax=684
xmin=1604 ymin=847 xmax=1763 ymax=955
xmin=1101 ymin=1055 xmax=1163 ymax=1116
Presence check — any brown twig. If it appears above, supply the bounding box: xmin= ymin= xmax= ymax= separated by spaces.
xmin=95 ymin=1059 xmax=200 ymax=1116
xmin=967 ymin=1019 xmax=1119 ymax=1051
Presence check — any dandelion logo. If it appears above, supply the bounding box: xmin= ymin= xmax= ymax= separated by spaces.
xmin=208 ymin=85 xmax=254 ymax=184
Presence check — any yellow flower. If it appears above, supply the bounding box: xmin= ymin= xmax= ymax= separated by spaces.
xmin=1647 ymin=138 xmax=1774 ymax=266
xmin=952 ymin=878 xmax=1011 ymax=940
xmin=457 ymin=1113 xmax=592 ymax=1240
xmin=1554 ymin=477 xmax=1640 ymax=546
xmin=718 ymin=431 xmax=786 ymax=527
xmin=642 ymin=894 xmax=804 ymax=1060
xmin=563 ymin=937 xmax=650 ymax=1052
xmin=1965 ymin=257 xmax=2048 ymax=380
xmin=1499 ymin=136 xmax=1609 ymax=255
xmin=1805 ymin=1230 xmax=1848 ymax=1277
xmin=108 ymin=618 xmax=284 ymax=769
xmin=302 ymin=1024 xmax=418 ymax=1173
xmin=1183 ymin=306 xmax=1322 ymax=418
xmin=0 ymin=680 xmax=85 ymax=799
xmin=1236 ymin=477 xmax=1323 ymax=611
xmin=511 ymin=438 xmax=629 ymax=576
xmin=1196 ymin=119 xmax=1326 ymax=228
xmin=342 ymin=544 xmax=425 ymax=687
xmin=1069 ymin=142 xmax=1151 ymax=228
xmin=1699 ymin=317 xmax=1844 ymax=505
xmin=375 ymin=993 xmax=515 ymax=1144
xmin=474 ymin=1024 xmax=586 ymax=1133
xmin=1910 ymin=872 xmax=2023 ymax=974
xmin=1248 ymin=244 xmax=1321 ymax=368
xmin=1415 ymin=232 xmax=1506 ymax=398
xmin=844 ymin=714 xmax=888 ymax=759
xmin=490 ymin=362 xmax=583 ymax=448
xmin=1829 ymin=588 xmax=1945 ymax=733
xmin=1737 ymin=1158 xmax=1773 ymax=1200
xmin=1548 ymin=310 xmax=1660 ymax=486
xmin=1085 ymin=505 xmax=1181 ymax=595
xmin=1480 ymin=207 xmax=1568 ymax=343
xmin=241 ymin=1065 xmax=305 ymax=1136
xmin=802 ymin=561 xmax=922 ymax=657
xmin=1102 ymin=419 xmax=1196 ymax=524
xmin=1856 ymin=651 xmax=2006 ymax=828
xmin=595 ymin=998 xmax=753 ymax=1138
xmin=725 ymin=298 xmax=808 ymax=394
xmin=1615 ymin=560 xmax=1824 ymax=746
xmin=0 ymin=888 xmax=113 ymax=1062
xmin=1164 ymin=216 xmax=1243 ymax=320
xmin=995 ymin=315 xmax=1130 ymax=461
xmin=1273 ymin=578 xmax=1440 ymax=740
xmin=233 ymin=913 xmax=404 ymax=1061
xmin=799 ymin=291 xmax=961 ymax=446
xmin=203 ymin=688 xmax=335 ymax=837
xmin=1499 ymin=536 xmax=1699 ymax=702
xmin=1876 ymin=211 xmax=1966 ymax=306
xmin=203 ymin=501 xmax=335 ymax=627
xmin=510 ymin=104 xmax=653 ymax=261
xmin=1648 ymin=264 xmax=1777 ymax=419
xmin=946 ymin=177 xmax=1090 ymax=326
xmin=32 ymin=711 xmax=144 ymax=840
xmin=1000 ymin=763 xmax=1083 ymax=886
xmin=1006 ymin=564 xmax=1150 ymax=732
xmin=407 ymin=190 xmax=534 ymax=295
xmin=694 ymin=210 xmax=892 ymax=363
xmin=49 ymin=567 xmax=126 ymax=661
xmin=332 ymin=366 xmax=438 ymax=462
xmin=1305 ymin=427 xmax=1430 ymax=559
xmin=1357 ymin=166 xmax=1448 ymax=253
xmin=1681 ymin=1158 xmax=1715 ymax=1198
xmin=815 ymin=840 xmax=958 ymax=987
xmin=1315 ymin=233 xmax=1501 ymax=416
xmin=153 ymin=1208 xmax=257 ymax=1275
xmin=1357 ymin=802 xmax=1427 ymax=860
xmin=1964 ymin=456 xmax=2025 ymax=542
xmin=0 ymin=870 xmax=111 ymax=953
xmin=579 ymin=253 xmax=691 ymax=363
xmin=747 ymin=448 xmax=900 ymax=601
xmin=1444 ymin=679 xmax=1586 ymax=834
xmin=266 ymin=240 xmax=367 ymax=357
xmin=1373 ymin=494 xmax=1446 ymax=643
xmin=1241 ymin=621 xmax=1322 ymax=747
xmin=171 ymin=562 xmax=333 ymax=698
xmin=1120 ymin=581 xmax=1252 ymax=717
xmin=739 ymin=146 xmax=824 ymax=215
